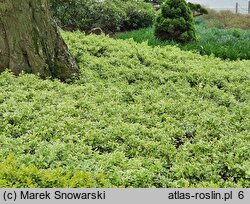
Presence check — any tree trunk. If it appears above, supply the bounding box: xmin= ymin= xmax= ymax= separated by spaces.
xmin=0 ymin=0 xmax=79 ymax=81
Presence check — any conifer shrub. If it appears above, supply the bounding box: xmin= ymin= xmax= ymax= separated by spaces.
xmin=154 ymin=0 xmax=196 ymax=43
xmin=188 ymin=2 xmax=208 ymax=16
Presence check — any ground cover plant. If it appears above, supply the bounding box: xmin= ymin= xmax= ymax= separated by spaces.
xmin=0 ymin=32 xmax=250 ymax=188
xmin=116 ymin=18 xmax=250 ymax=60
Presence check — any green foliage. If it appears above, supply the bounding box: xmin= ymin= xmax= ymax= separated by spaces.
xmin=116 ymin=20 xmax=250 ymax=60
xmin=0 ymin=155 xmax=106 ymax=187
xmin=0 ymin=32 xmax=250 ymax=187
xmin=188 ymin=2 xmax=208 ymax=16
xmin=154 ymin=0 xmax=196 ymax=43
xmin=116 ymin=27 xmax=173 ymax=46
xmin=50 ymin=0 xmax=126 ymax=33
xmin=50 ymin=0 xmax=156 ymax=33
xmin=194 ymin=18 xmax=224 ymax=29
xmin=182 ymin=25 xmax=250 ymax=60
xmin=121 ymin=0 xmax=156 ymax=31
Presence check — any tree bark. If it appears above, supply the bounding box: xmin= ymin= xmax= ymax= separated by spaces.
xmin=0 ymin=0 xmax=79 ymax=81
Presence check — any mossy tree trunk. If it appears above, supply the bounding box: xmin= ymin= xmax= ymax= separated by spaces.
xmin=0 ymin=0 xmax=79 ymax=80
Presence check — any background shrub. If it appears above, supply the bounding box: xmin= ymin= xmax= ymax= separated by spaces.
xmin=50 ymin=0 xmax=126 ymax=33
xmin=121 ymin=0 xmax=156 ymax=31
xmin=50 ymin=0 xmax=156 ymax=33
xmin=154 ymin=0 xmax=196 ymax=43
xmin=94 ymin=0 xmax=126 ymax=33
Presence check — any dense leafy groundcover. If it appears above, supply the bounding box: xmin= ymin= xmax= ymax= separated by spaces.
xmin=0 ymin=32 xmax=250 ymax=187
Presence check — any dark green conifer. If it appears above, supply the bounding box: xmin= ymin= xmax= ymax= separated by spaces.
xmin=154 ymin=0 xmax=196 ymax=43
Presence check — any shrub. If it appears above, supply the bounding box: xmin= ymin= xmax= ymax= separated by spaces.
xmin=154 ymin=0 xmax=196 ymax=43
xmin=94 ymin=0 xmax=126 ymax=33
xmin=121 ymin=0 xmax=156 ymax=31
xmin=50 ymin=0 xmax=156 ymax=33
xmin=50 ymin=0 xmax=126 ymax=33
xmin=188 ymin=2 xmax=208 ymax=16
